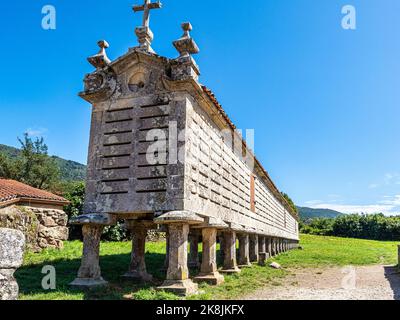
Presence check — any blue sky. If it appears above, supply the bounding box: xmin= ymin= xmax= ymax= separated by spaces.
xmin=1 ymin=0 xmax=399 ymax=214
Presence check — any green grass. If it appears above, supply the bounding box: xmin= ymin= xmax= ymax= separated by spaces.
xmin=16 ymin=234 xmax=399 ymax=300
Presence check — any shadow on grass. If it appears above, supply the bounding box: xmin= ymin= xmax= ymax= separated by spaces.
xmin=384 ymin=266 xmax=400 ymax=300
xmin=15 ymin=252 xmax=170 ymax=300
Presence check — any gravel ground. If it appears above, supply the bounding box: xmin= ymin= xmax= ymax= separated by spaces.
xmin=242 ymin=265 xmax=400 ymax=300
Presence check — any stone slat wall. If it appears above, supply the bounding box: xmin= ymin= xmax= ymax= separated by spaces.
xmin=184 ymin=97 xmax=298 ymax=240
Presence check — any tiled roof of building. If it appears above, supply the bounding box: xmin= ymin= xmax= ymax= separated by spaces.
xmin=0 ymin=179 xmax=69 ymax=205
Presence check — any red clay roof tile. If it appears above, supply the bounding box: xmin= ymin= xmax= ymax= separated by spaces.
xmin=0 ymin=179 xmax=68 ymax=205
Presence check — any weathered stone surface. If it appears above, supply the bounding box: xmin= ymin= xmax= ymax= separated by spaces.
xmin=70 ymin=225 xmax=107 ymax=288
xmin=75 ymin=4 xmax=301 ymax=287
xmin=194 ymin=227 xmax=224 ymax=286
xmin=154 ymin=211 xmax=204 ymax=225
xmin=258 ymin=236 xmax=266 ymax=254
xmin=0 ymin=269 xmax=19 ymax=300
xmin=123 ymin=221 xmax=153 ymax=282
xmin=249 ymin=235 xmax=259 ymax=262
xmin=157 ymin=279 xmax=198 ymax=296
xmin=398 ymin=245 xmax=400 ymax=271
xmin=0 ymin=206 xmax=68 ymax=251
xmin=258 ymin=253 xmax=268 ymax=266
xmin=238 ymin=234 xmax=251 ymax=267
xmin=221 ymin=231 xmax=240 ymax=274
xmin=188 ymin=232 xmax=200 ymax=268
xmin=69 ymin=213 xmax=115 ymax=226
xmin=38 ymin=225 xmax=69 ymax=242
xmin=158 ymin=222 xmax=198 ymax=295
xmin=0 ymin=228 xmax=25 ymax=300
xmin=0 ymin=228 xmax=25 ymax=269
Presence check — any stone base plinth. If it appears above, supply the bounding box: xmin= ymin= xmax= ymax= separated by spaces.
xmin=69 ymin=278 xmax=108 ymax=288
xmin=238 ymin=263 xmax=252 ymax=268
xmin=220 ymin=267 xmax=241 ymax=274
xmin=157 ymin=279 xmax=198 ymax=296
xmin=122 ymin=271 xmax=152 ymax=282
xmin=194 ymin=272 xmax=225 ymax=286
xmin=258 ymin=253 xmax=269 ymax=266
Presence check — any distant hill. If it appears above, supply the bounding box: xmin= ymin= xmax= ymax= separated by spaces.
xmin=0 ymin=144 xmax=87 ymax=182
xmin=297 ymin=206 xmax=344 ymax=220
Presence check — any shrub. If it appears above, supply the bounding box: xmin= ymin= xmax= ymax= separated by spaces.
xmin=302 ymin=213 xmax=400 ymax=241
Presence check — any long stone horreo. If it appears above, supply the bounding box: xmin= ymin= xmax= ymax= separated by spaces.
xmin=70 ymin=2 xmax=299 ymax=296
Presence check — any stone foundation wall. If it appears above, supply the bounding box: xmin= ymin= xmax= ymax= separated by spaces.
xmin=0 ymin=205 xmax=68 ymax=251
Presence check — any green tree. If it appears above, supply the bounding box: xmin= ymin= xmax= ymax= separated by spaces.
xmin=281 ymin=192 xmax=299 ymax=215
xmin=0 ymin=134 xmax=60 ymax=190
xmin=0 ymin=153 xmax=20 ymax=179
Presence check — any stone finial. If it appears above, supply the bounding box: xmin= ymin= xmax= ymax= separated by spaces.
xmin=0 ymin=228 xmax=25 ymax=300
xmin=132 ymin=0 xmax=162 ymax=53
xmin=134 ymin=26 xmax=155 ymax=53
xmin=171 ymin=22 xmax=200 ymax=81
xmin=87 ymin=40 xmax=111 ymax=69
xmin=173 ymin=22 xmax=200 ymax=58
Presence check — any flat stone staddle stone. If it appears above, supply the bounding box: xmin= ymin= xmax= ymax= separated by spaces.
xmin=154 ymin=211 xmax=204 ymax=225
xmin=69 ymin=214 xmax=113 ymax=226
xmin=0 ymin=228 xmax=25 ymax=300
xmin=157 ymin=279 xmax=199 ymax=296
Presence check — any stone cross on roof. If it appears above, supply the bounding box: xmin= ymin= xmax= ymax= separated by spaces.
xmin=132 ymin=0 xmax=162 ymax=53
xmin=133 ymin=0 xmax=162 ymax=28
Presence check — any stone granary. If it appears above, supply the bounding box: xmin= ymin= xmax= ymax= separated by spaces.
xmin=71 ymin=1 xmax=299 ymax=295
xmin=0 ymin=179 xmax=69 ymax=251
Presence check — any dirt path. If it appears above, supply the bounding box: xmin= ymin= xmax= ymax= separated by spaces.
xmin=242 ymin=265 xmax=400 ymax=300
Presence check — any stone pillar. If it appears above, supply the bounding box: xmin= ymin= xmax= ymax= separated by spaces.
xmin=219 ymin=234 xmax=225 ymax=262
xmin=398 ymin=245 xmax=400 ymax=271
xmin=272 ymin=238 xmax=277 ymax=256
xmin=258 ymin=236 xmax=266 ymax=254
xmin=0 ymin=228 xmax=25 ymax=300
xmin=123 ymin=221 xmax=153 ymax=282
xmin=163 ymin=229 xmax=170 ymax=271
xmin=70 ymin=224 xmax=107 ymax=287
xmin=155 ymin=211 xmax=203 ymax=296
xmin=221 ymin=231 xmax=241 ymax=273
xmin=194 ymin=228 xmax=224 ymax=285
xmin=158 ymin=223 xmax=198 ymax=295
xmin=237 ymin=234 xmax=252 ymax=267
xmin=258 ymin=253 xmax=267 ymax=266
xmin=249 ymin=234 xmax=259 ymax=262
xmin=267 ymin=237 xmax=272 ymax=257
xmin=188 ymin=232 xmax=200 ymax=268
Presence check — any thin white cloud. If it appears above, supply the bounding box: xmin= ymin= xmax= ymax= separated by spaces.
xmin=25 ymin=127 xmax=48 ymax=137
xmin=368 ymin=172 xmax=400 ymax=189
xmin=310 ymin=203 xmax=395 ymax=215
xmin=307 ymin=194 xmax=400 ymax=216
xmin=304 ymin=200 xmax=323 ymax=206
